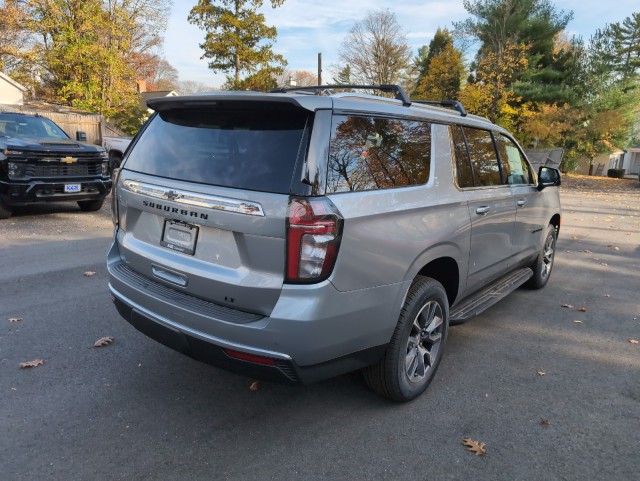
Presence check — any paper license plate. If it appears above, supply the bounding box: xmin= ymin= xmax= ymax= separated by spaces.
xmin=161 ymin=220 xmax=199 ymax=255
xmin=64 ymin=184 xmax=81 ymax=193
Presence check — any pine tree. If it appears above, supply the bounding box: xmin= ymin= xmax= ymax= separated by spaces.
xmin=188 ymin=0 xmax=286 ymax=87
xmin=413 ymin=43 xmax=464 ymax=101
xmin=333 ymin=65 xmax=351 ymax=85
xmin=412 ymin=28 xmax=454 ymax=94
xmin=610 ymin=12 xmax=640 ymax=83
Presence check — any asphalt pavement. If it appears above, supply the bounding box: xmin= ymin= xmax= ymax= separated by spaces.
xmin=1 ymin=184 xmax=639 ymax=481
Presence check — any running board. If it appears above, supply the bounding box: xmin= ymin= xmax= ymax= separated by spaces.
xmin=450 ymin=268 xmax=533 ymax=324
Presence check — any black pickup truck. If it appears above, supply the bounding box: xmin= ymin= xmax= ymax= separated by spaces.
xmin=0 ymin=112 xmax=112 ymax=219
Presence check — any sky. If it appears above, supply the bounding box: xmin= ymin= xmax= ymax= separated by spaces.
xmin=164 ymin=0 xmax=640 ymax=88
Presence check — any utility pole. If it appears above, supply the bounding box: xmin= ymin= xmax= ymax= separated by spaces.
xmin=317 ymin=53 xmax=322 ymax=86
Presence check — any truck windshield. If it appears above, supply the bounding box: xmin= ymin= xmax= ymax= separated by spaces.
xmin=0 ymin=114 xmax=70 ymax=140
xmin=123 ymin=106 xmax=309 ymax=194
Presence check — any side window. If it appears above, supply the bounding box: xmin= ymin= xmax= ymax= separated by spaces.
xmin=494 ymin=134 xmax=532 ymax=185
xmin=327 ymin=115 xmax=431 ymax=193
xmin=462 ymin=127 xmax=501 ymax=186
xmin=450 ymin=125 xmax=474 ymax=188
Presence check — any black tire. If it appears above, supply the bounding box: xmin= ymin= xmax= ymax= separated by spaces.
xmin=0 ymin=197 xmax=13 ymax=219
xmin=109 ymin=152 xmax=122 ymax=177
xmin=525 ymin=224 xmax=556 ymax=289
xmin=363 ymin=276 xmax=449 ymax=402
xmin=77 ymin=198 xmax=105 ymax=212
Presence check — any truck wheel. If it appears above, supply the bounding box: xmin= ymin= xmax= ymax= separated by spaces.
xmin=109 ymin=152 xmax=122 ymax=177
xmin=525 ymin=224 xmax=556 ymax=289
xmin=77 ymin=198 xmax=105 ymax=212
xmin=363 ymin=276 xmax=449 ymax=402
xmin=0 ymin=198 xmax=13 ymax=219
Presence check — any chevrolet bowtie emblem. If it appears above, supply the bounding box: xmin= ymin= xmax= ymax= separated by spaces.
xmin=61 ymin=156 xmax=78 ymax=164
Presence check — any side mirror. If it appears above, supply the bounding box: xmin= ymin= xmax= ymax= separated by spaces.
xmin=537 ymin=166 xmax=561 ymax=191
xmin=76 ymin=131 xmax=87 ymax=142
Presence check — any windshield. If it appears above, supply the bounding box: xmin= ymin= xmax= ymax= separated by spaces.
xmin=124 ymin=106 xmax=309 ymax=194
xmin=0 ymin=114 xmax=70 ymax=140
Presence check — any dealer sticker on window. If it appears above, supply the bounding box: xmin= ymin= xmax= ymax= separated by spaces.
xmin=161 ymin=219 xmax=199 ymax=255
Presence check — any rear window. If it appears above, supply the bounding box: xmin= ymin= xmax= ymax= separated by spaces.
xmin=123 ymin=106 xmax=309 ymax=194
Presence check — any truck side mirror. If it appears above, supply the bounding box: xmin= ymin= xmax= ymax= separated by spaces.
xmin=76 ymin=131 xmax=87 ymax=142
xmin=537 ymin=166 xmax=561 ymax=191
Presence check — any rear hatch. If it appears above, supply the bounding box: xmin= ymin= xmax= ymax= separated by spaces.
xmin=115 ymin=96 xmax=317 ymax=316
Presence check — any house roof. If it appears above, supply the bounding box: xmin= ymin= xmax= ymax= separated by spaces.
xmin=0 ymin=71 xmax=28 ymax=92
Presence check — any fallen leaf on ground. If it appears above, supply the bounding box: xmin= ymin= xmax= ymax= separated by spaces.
xmin=8 ymin=317 xmax=23 ymax=323
xmin=630 ymin=339 xmax=639 ymax=345
xmin=94 ymin=336 xmax=114 ymax=347
xmin=249 ymin=381 xmax=261 ymax=391
xmin=84 ymin=271 xmax=97 ymax=277
xmin=462 ymin=438 xmax=487 ymax=456
xmin=19 ymin=359 xmax=44 ymax=368
xmin=573 ymin=320 xmax=583 ymax=324
xmin=614 ymin=247 xmax=620 ymax=251
xmin=540 ymin=418 xmax=552 ymax=426
xmin=561 ymin=304 xmax=574 ymax=309
xmin=578 ymin=307 xmax=587 ymax=312
xmin=537 ymin=371 xmax=546 ymax=376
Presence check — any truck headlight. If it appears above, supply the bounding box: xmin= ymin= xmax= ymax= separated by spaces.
xmin=101 ymin=162 xmax=109 ymax=176
xmin=8 ymin=162 xmax=25 ymax=178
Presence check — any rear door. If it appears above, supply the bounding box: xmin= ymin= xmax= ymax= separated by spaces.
xmin=115 ymin=101 xmax=312 ymax=316
xmin=451 ymin=126 xmax=516 ymax=293
xmin=494 ymin=133 xmax=546 ymax=264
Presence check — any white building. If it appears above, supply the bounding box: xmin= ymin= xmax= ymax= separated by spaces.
xmin=0 ymin=72 xmax=28 ymax=105
xmin=621 ymin=144 xmax=640 ymax=177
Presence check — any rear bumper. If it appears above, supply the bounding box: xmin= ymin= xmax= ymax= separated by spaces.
xmin=0 ymin=177 xmax=112 ymax=206
xmin=107 ymin=241 xmax=407 ymax=383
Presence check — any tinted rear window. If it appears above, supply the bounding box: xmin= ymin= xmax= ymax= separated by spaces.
xmin=124 ymin=107 xmax=309 ymax=194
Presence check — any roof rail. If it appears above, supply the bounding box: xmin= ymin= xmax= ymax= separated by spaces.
xmin=412 ymin=100 xmax=467 ymax=117
xmin=269 ymin=84 xmax=412 ymax=107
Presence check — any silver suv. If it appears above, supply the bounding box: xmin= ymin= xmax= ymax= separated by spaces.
xmin=107 ymin=85 xmax=561 ymax=402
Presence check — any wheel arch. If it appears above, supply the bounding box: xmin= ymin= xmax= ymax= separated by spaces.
xmin=550 ymin=213 xmax=561 ymax=236
xmin=403 ymin=244 xmax=464 ymax=308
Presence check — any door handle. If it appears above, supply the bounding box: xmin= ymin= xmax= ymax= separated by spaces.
xmin=475 ymin=206 xmax=490 ymax=215
xmin=517 ymin=199 xmax=526 ymax=207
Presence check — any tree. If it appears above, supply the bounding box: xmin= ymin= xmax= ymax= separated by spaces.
xmin=412 ymin=29 xmax=464 ymax=101
xmin=223 ymin=67 xmax=280 ymax=91
xmin=459 ymin=43 xmax=528 ymax=128
xmin=277 ymin=69 xmax=318 ymax=87
xmin=0 ymin=0 xmax=33 ymax=75
xmin=456 ymin=0 xmax=574 ymax=104
xmin=188 ymin=0 xmax=286 ymax=87
xmin=333 ymin=64 xmax=351 ymax=84
xmin=134 ymin=55 xmax=179 ymax=91
xmin=19 ymin=0 xmax=170 ymax=116
xmin=338 ymin=10 xmax=412 ymax=85
xmin=174 ymin=80 xmax=217 ymax=95
xmin=456 ymin=0 xmax=572 ymax=61
xmin=610 ymin=12 xmax=640 ymax=84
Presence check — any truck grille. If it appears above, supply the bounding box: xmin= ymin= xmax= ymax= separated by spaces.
xmin=25 ymin=164 xmax=102 ymax=178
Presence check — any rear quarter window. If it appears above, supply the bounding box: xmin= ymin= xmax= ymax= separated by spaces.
xmin=327 ymin=115 xmax=431 ymax=193
xmin=462 ymin=127 xmax=502 ymax=186
xmin=123 ymin=106 xmax=309 ymax=194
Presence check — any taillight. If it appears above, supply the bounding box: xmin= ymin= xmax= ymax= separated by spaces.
xmin=111 ymin=169 xmax=120 ymax=228
xmin=286 ymin=197 xmax=343 ymax=283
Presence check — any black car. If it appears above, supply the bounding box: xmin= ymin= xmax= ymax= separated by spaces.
xmin=0 ymin=112 xmax=111 ymax=219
